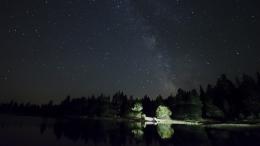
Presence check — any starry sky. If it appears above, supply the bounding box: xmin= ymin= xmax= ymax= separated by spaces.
xmin=0 ymin=0 xmax=259 ymax=103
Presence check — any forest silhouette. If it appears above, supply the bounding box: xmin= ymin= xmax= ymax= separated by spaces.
xmin=1 ymin=73 xmax=260 ymax=122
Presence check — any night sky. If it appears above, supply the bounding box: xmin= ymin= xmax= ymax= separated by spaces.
xmin=0 ymin=0 xmax=259 ymax=103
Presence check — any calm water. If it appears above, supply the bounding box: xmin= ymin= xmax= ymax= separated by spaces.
xmin=0 ymin=115 xmax=260 ymax=146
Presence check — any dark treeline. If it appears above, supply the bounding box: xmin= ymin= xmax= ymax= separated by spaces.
xmin=1 ymin=73 xmax=260 ymax=121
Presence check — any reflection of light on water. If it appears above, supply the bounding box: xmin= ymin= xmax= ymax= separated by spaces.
xmin=129 ymin=122 xmax=145 ymax=139
xmin=129 ymin=122 xmax=174 ymax=140
xmin=131 ymin=129 xmax=144 ymax=139
xmin=206 ymin=123 xmax=260 ymax=129
xmin=157 ymin=124 xmax=174 ymax=139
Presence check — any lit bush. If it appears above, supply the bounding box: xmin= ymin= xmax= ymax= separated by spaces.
xmin=156 ymin=105 xmax=172 ymax=119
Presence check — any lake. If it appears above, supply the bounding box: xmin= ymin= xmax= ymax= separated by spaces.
xmin=0 ymin=115 xmax=260 ymax=146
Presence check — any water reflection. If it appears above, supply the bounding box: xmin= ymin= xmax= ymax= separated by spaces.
xmin=128 ymin=121 xmax=175 ymax=140
xmin=52 ymin=119 xmax=131 ymax=145
xmin=1 ymin=116 xmax=260 ymax=146
xmin=50 ymin=119 xmax=260 ymax=146
xmin=128 ymin=122 xmax=145 ymax=139
xmin=157 ymin=124 xmax=174 ymax=139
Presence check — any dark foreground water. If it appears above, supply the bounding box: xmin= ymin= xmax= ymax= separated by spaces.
xmin=0 ymin=115 xmax=260 ymax=146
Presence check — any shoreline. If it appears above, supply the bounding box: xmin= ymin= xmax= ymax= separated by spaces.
xmin=71 ymin=115 xmax=260 ymax=127
xmin=1 ymin=114 xmax=260 ymax=128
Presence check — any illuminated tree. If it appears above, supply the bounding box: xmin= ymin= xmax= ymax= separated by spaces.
xmin=127 ymin=102 xmax=145 ymax=119
xmin=156 ymin=105 xmax=172 ymax=119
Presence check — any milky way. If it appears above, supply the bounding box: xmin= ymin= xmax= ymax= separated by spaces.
xmin=0 ymin=0 xmax=259 ymax=103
